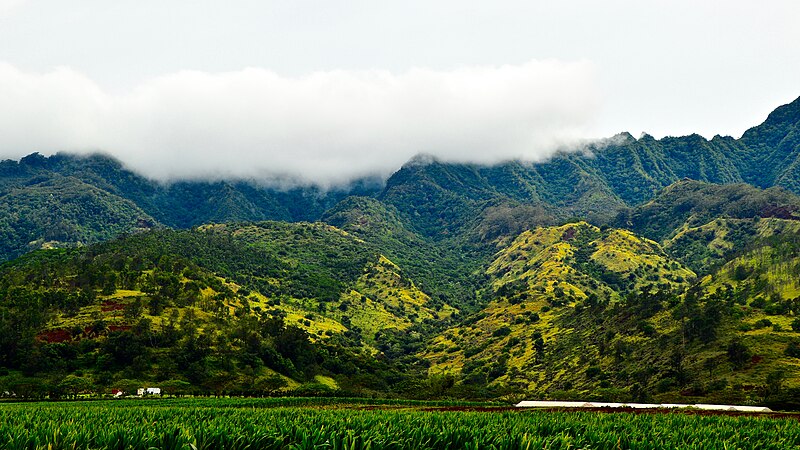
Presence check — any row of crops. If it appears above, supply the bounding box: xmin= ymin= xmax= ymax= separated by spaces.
xmin=0 ymin=398 xmax=798 ymax=449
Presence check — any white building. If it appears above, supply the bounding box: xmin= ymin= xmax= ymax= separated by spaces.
xmin=137 ymin=387 xmax=161 ymax=396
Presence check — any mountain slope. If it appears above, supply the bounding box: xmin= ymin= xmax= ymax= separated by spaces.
xmin=378 ymin=97 xmax=800 ymax=241
xmin=422 ymin=222 xmax=800 ymax=406
xmin=422 ymin=223 xmax=695 ymax=390
xmin=0 ymin=153 xmax=381 ymax=249
xmin=621 ymin=180 xmax=800 ymax=243
xmin=0 ymin=175 xmax=156 ymax=260
xmin=0 ymin=221 xmax=454 ymax=396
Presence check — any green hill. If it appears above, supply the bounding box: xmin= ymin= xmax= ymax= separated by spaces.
xmin=421 ymin=222 xmax=800 ymax=407
xmin=0 ymin=222 xmax=452 ymax=398
xmin=421 ymin=223 xmax=694 ymax=393
xmin=1 ymin=96 xmax=800 ymax=403
xmin=621 ymin=180 xmax=800 ymax=243
xmin=0 ymin=175 xmax=157 ymax=260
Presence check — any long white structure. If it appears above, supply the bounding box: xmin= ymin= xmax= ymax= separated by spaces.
xmin=515 ymin=401 xmax=771 ymax=412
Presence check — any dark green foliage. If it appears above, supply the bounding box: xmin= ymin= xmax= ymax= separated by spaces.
xmin=623 ymin=181 xmax=800 ymax=243
xmin=0 ymin=153 xmax=383 ymax=261
xmin=0 ymin=96 xmax=800 ymax=401
xmin=786 ymin=341 xmax=800 ymax=359
xmin=0 ymin=175 xmax=158 ymax=261
xmin=727 ymin=340 xmax=752 ymax=369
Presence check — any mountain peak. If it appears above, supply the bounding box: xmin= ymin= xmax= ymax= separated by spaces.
xmin=764 ymin=95 xmax=800 ymax=125
xmin=611 ymin=132 xmax=636 ymax=144
xmin=403 ymin=153 xmax=440 ymax=168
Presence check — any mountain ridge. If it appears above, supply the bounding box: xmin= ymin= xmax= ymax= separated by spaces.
xmin=2 ymin=96 xmax=800 ymax=404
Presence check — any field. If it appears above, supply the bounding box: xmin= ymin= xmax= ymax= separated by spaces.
xmin=0 ymin=398 xmax=799 ymax=449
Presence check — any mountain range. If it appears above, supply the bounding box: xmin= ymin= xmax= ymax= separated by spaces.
xmin=1 ymin=95 xmax=799 ymax=406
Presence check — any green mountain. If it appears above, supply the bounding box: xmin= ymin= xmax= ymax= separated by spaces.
xmin=1 ymin=96 xmax=799 ymax=258
xmin=0 ymin=222 xmax=456 ymax=397
xmin=421 ymin=222 xmax=800 ymax=407
xmin=379 ymin=96 xmax=800 ymax=241
xmin=0 ymin=175 xmax=156 ymax=259
xmin=0 ymin=152 xmax=382 ymax=260
xmin=1 ymin=96 xmax=800 ymax=404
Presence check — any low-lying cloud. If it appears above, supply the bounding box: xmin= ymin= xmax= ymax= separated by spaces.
xmin=0 ymin=61 xmax=600 ymax=187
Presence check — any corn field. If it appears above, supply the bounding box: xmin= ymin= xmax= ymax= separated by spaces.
xmin=0 ymin=399 xmax=798 ymax=449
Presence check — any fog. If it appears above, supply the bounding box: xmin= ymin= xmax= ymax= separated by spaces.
xmin=0 ymin=61 xmax=600 ymax=187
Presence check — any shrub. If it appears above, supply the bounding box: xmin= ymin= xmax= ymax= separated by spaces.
xmin=492 ymin=327 xmax=512 ymax=338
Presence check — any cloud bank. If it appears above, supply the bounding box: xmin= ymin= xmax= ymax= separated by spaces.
xmin=0 ymin=61 xmax=599 ymax=187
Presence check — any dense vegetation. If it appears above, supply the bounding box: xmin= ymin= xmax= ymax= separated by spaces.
xmin=0 ymin=222 xmax=470 ymax=399
xmin=1 ymin=399 xmax=798 ymax=449
xmin=1 ymin=96 xmax=800 ymax=404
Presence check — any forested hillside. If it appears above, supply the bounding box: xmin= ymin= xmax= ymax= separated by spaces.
xmin=0 ymin=222 xmax=458 ymax=398
xmin=1 ymin=96 xmax=800 ymax=404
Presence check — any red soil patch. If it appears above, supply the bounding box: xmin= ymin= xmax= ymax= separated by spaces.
xmin=101 ymin=300 xmax=126 ymax=312
xmin=760 ymin=205 xmax=799 ymax=220
xmin=36 ymin=329 xmax=72 ymax=343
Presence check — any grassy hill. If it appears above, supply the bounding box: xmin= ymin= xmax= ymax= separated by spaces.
xmin=421 ymin=222 xmax=800 ymax=407
xmin=0 ymin=222 xmax=453 ymax=398
xmin=1 ymin=97 xmax=800 ymax=402
xmin=421 ymin=223 xmax=694 ymax=394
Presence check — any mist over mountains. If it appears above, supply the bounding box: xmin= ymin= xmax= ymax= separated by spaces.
xmin=0 ymin=61 xmax=599 ymax=186
xmin=1 ymin=95 xmax=800 ymax=404
xmin=3 ymin=94 xmax=799 ymax=260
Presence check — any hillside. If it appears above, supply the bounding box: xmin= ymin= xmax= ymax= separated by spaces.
xmin=0 ymin=175 xmax=157 ymax=260
xmin=1 ymin=97 xmax=800 ymax=403
xmin=421 ymin=222 xmax=800 ymax=407
xmin=0 ymin=223 xmax=453 ymax=398
xmin=421 ymin=223 xmax=695 ymax=395
xmin=0 ymin=96 xmax=798 ymax=261
xmin=665 ymin=217 xmax=800 ymax=275
xmin=621 ymin=180 xmax=800 ymax=243
xmin=322 ymin=196 xmax=487 ymax=312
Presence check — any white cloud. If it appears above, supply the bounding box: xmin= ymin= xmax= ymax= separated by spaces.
xmin=0 ymin=0 xmax=25 ymax=15
xmin=0 ymin=61 xmax=600 ymax=187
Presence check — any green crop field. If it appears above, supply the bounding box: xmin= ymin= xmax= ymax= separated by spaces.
xmin=0 ymin=398 xmax=798 ymax=449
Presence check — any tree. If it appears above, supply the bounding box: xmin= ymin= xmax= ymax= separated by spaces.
xmin=766 ymin=369 xmax=787 ymax=397
xmin=254 ymin=374 xmax=288 ymax=396
xmin=57 ymin=375 xmax=93 ymax=399
xmin=727 ymin=340 xmax=752 ymax=369
xmin=161 ymin=379 xmax=193 ymax=397
xmin=785 ymin=341 xmax=800 ymax=358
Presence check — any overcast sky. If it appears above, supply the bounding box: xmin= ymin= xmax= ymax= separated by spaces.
xmin=0 ymin=1 xmax=798 ymax=185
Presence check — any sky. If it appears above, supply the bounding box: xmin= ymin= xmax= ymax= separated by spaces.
xmin=0 ymin=0 xmax=798 ymax=186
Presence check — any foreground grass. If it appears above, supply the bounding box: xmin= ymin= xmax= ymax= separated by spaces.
xmin=0 ymin=398 xmax=798 ymax=449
